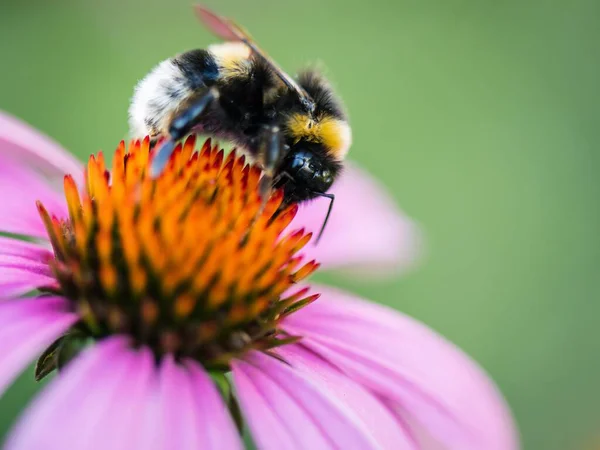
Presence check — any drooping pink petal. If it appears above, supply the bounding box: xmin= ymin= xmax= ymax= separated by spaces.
xmin=231 ymin=360 xmax=297 ymax=447
xmin=4 ymin=337 xmax=158 ymax=450
xmin=185 ymin=360 xmax=244 ymax=450
xmin=47 ymin=345 xmax=138 ymax=449
xmin=157 ymin=355 xmax=243 ymax=450
xmin=0 ymin=296 xmax=77 ymax=398
xmin=381 ymin=399 xmax=452 ymax=450
xmin=232 ymin=351 xmax=385 ymax=450
xmin=87 ymin=346 xmax=160 ymax=450
xmin=157 ymin=355 xmax=205 ymax=450
xmin=283 ymin=285 xmax=519 ymax=450
xmin=0 ymin=156 xmax=68 ymax=238
xmin=278 ymin=344 xmax=417 ymax=449
xmin=0 ymin=267 xmax=56 ymax=299
xmin=290 ymin=162 xmax=420 ymax=274
xmin=0 ymin=255 xmax=52 ymax=276
xmin=0 ymin=240 xmax=53 ymax=288
xmin=0 ymin=237 xmax=53 ymax=261
xmin=0 ymin=111 xmax=83 ymax=180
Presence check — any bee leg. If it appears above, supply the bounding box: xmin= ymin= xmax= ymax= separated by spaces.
xmin=257 ymin=125 xmax=284 ymax=201
xmin=150 ymin=87 xmax=220 ymax=177
xmin=244 ymin=126 xmax=284 ymax=242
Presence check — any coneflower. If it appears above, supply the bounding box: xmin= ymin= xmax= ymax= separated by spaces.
xmin=0 ymin=112 xmax=518 ymax=449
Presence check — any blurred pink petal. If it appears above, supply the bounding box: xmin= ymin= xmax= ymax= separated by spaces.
xmin=5 ymin=337 xmax=131 ymax=450
xmin=48 ymin=344 xmax=140 ymax=449
xmin=0 ymin=296 xmax=77 ymax=398
xmin=158 ymin=356 xmax=207 ymax=450
xmin=158 ymin=356 xmax=242 ymax=450
xmin=0 ymin=157 xmax=68 ymax=238
xmin=232 ymin=351 xmax=384 ymax=450
xmin=0 ymin=237 xmax=52 ymax=260
xmin=383 ymin=400 xmax=456 ymax=450
xmin=278 ymin=344 xmax=417 ymax=449
xmin=91 ymin=347 xmax=159 ymax=450
xmin=283 ymin=285 xmax=518 ymax=450
xmin=291 ymin=162 xmax=420 ymax=274
xmin=185 ymin=361 xmax=244 ymax=450
xmin=0 ymin=111 xmax=83 ymax=180
xmin=232 ymin=358 xmax=319 ymax=447
xmin=0 ymin=267 xmax=55 ymax=299
xmin=0 ymin=255 xmax=52 ymax=276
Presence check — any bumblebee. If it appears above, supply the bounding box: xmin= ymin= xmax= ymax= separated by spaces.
xmin=129 ymin=6 xmax=351 ymax=239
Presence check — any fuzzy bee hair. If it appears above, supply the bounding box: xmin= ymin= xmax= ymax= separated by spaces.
xmin=129 ymin=42 xmax=351 ymax=162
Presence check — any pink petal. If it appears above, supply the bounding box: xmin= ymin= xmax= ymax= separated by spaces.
xmin=157 ymin=356 xmax=242 ymax=450
xmin=89 ymin=347 xmax=160 ymax=450
xmin=50 ymin=347 xmax=138 ymax=449
xmin=283 ymin=285 xmax=519 ymax=450
xmin=185 ymin=360 xmax=244 ymax=450
xmin=0 ymin=237 xmax=53 ymax=261
xmin=231 ymin=361 xmax=297 ymax=447
xmin=4 ymin=337 xmax=152 ymax=450
xmin=0 ymin=255 xmax=52 ymax=276
xmin=0 ymin=111 xmax=83 ymax=180
xmin=382 ymin=400 xmax=453 ymax=450
xmin=157 ymin=355 xmax=205 ymax=450
xmin=0 ymin=267 xmax=55 ymax=299
xmin=0 ymin=296 xmax=77 ymax=398
xmin=290 ymin=162 xmax=420 ymax=274
xmin=278 ymin=344 xmax=417 ymax=449
xmin=0 ymin=156 xmax=68 ymax=238
xmin=0 ymin=228 xmax=57 ymax=298
xmin=232 ymin=351 xmax=384 ymax=450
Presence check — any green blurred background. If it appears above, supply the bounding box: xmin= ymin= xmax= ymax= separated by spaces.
xmin=1 ymin=0 xmax=599 ymax=448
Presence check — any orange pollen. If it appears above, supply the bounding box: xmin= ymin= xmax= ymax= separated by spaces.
xmin=37 ymin=136 xmax=320 ymax=367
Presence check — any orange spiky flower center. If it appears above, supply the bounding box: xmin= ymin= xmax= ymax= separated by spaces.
xmin=37 ymin=136 xmax=319 ymax=368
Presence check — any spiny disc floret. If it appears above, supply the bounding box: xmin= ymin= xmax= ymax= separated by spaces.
xmin=38 ymin=136 xmax=319 ymax=368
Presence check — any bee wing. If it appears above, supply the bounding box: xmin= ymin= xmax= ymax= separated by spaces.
xmin=195 ymin=5 xmax=315 ymax=112
xmin=194 ymin=4 xmax=242 ymax=41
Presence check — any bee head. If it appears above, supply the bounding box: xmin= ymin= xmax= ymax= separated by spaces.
xmin=278 ymin=145 xmax=340 ymax=243
xmin=277 ymin=145 xmax=341 ymax=203
xmin=286 ymin=149 xmax=333 ymax=190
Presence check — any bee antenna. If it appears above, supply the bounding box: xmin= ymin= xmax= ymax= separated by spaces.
xmin=311 ymin=192 xmax=335 ymax=245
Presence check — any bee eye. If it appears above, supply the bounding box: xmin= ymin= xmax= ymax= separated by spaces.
xmin=308 ymin=162 xmax=316 ymax=171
